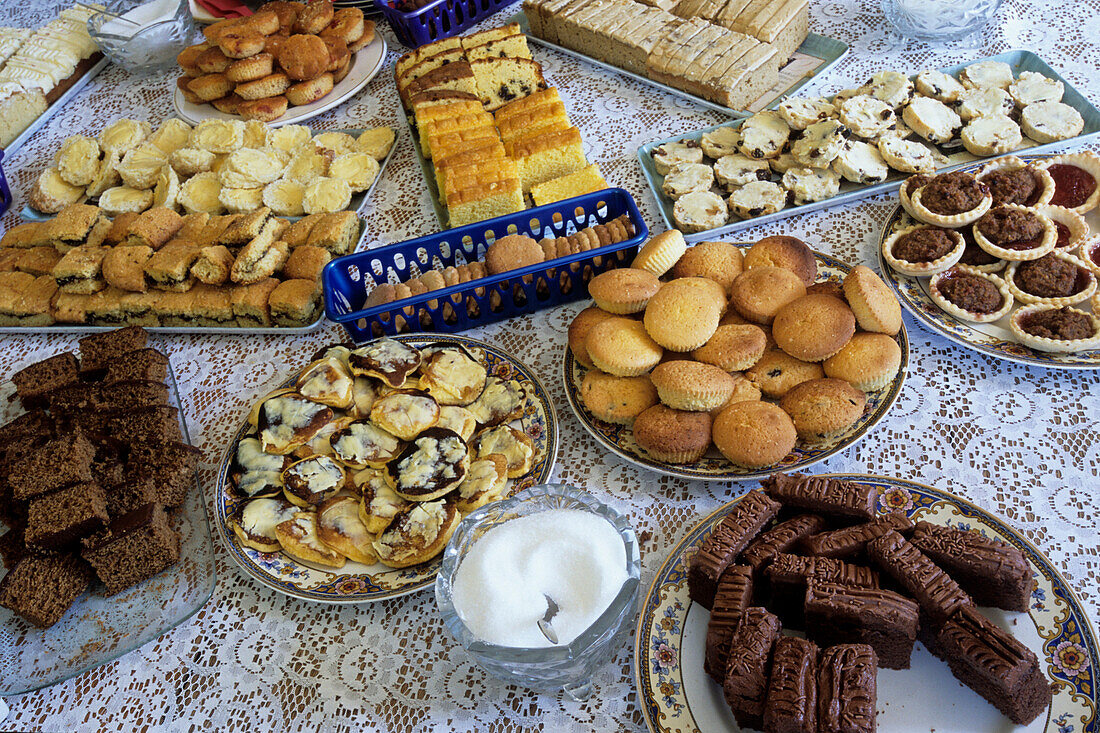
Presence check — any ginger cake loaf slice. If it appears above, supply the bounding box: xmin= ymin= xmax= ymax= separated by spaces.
xmin=532 ymin=0 xmax=595 ymax=44
xmin=530 ymin=164 xmax=609 ymax=206
xmin=608 ymin=10 xmax=682 ymax=75
xmin=507 ymin=127 xmax=587 ymax=193
xmin=469 ymin=57 xmax=548 ymax=112
xmin=446 ymin=179 xmax=524 ymax=228
xmin=645 ymin=17 xmax=719 ymax=85
xmin=705 ymin=41 xmax=780 ymax=109
xmin=720 ymin=0 xmax=808 ymax=61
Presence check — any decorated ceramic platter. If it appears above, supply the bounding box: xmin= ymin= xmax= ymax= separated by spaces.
xmin=634 ymin=474 xmax=1099 ymax=733
xmin=173 ymin=34 xmax=387 ymax=128
xmin=561 ymin=249 xmax=908 ymax=481
xmin=878 ymin=154 xmax=1100 ymax=369
xmin=212 ymin=333 xmax=559 ymax=603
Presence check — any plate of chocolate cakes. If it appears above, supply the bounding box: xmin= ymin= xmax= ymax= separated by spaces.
xmin=634 ymin=472 xmax=1099 ymax=733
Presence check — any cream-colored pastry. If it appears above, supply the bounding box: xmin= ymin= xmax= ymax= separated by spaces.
xmin=838 ymin=95 xmax=895 ymax=139
xmin=777 ymin=97 xmax=835 ymax=131
xmin=117 ymin=144 xmax=168 ymax=190
xmin=231 ymin=497 xmax=299 ymax=552
xmin=959 ymin=60 xmax=1014 ymax=90
xmin=267 ymin=124 xmax=312 ymax=153
xmin=453 ymin=454 xmax=508 ymax=513
xmin=152 ymin=165 xmax=180 ymax=210
xmin=178 ymin=171 xmax=224 ymax=214
xmin=329 ymin=152 xmax=380 ymax=193
xmin=190 ymin=118 xmax=246 ymax=153
xmin=832 ymin=140 xmax=889 ymax=185
xmin=738 ymin=110 xmax=789 ymax=160
xmin=55 ymin=135 xmax=101 ymax=187
xmin=317 ymin=496 xmax=377 ymax=565
xmin=1008 ymin=71 xmax=1063 ymax=107
xmin=275 ymin=511 xmax=346 ymax=567
xmin=699 ymin=126 xmax=740 ymax=159
xmin=98 ymin=118 xmax=151 ymax=155
xmin=355 ymin=127 xmax=396 ymax=160
xmin=902 ymin=96 xmax=962 ymax=144
xmin=781 ymin=167 xmax=840 ymax=205
xmin=149 ymin=118 xmax=193 ymax=155
xmin=98 ymin=186 xmax=154 ymax=216
xmin=474 ymin=424 xmax=534 ymax=478
xmin=219 ymin=147 xmax=287 ymax=189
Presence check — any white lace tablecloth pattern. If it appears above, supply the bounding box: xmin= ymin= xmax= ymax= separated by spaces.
xmin=0 ymin=1 xmax=1098 ymax=730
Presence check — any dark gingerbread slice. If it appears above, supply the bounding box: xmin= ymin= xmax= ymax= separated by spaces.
xmin=688 ymin=491 xmax=781 ymax=609
xmin=722 ymin=606 xmax=781 ymax=731
xmin=805 ymin=581 xmax=919 ymax=670
xmin=910 ymin=521 xmax=1031 ymax=612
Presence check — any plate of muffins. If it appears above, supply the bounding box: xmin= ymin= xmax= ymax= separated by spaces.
xmin=878 ymin=152 xmax=1100 ymax=369
xmin=563 ymin=232 xmax=908 ymax=481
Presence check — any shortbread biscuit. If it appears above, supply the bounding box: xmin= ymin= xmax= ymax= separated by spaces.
xmin=1021 ymin=101 xmax=1084 ymax=144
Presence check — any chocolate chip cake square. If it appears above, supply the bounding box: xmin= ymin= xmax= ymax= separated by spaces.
xmin=0 ymin=552 xmax=93 ymax=627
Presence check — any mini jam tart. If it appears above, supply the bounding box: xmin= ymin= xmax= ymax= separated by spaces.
xmin=329 ymin=420 xmax=404 ymax=469
xmin=349 ymin=338 xmax=422 ymax=388
xmin=882 ymin=224 xmax=965 ymax=276
xmin=384 ymin=427 xmax=470 ymax=502
xmin=1004 ymin=250 xmax=1097 ymax=307
xmin=1033 ymin=204 xmax=1089 ymax=251
xmin=972 ymin=204 xmax=1057 ymax=261
xmin=1036 ymin=152 xmax=1100 ymax=214
xmin=1079 ymin=237 xmax=1100 ymax=278
xmin=1009 ymin=304 xmax=1100 ymax=353
xmin=898 ymin=173 xmax=935 ymax=218
xmin=956 ymin=227 xmax=1006 ymax=272
xmin=974 ymin=156 xmax=1054 ymax=207
xmin=908 ymin=171 xmax=992 ymax=227
xmin=929 ymin=266 xmax=1014 ymax=323
xmin=282 ymin=454 xmax=346 ymax=508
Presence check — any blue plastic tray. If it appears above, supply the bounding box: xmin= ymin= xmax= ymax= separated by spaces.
xmin=323 ymin=188 xmax=647 ymax=341
xmin=376 ymin=0 xmax=520 ymax=48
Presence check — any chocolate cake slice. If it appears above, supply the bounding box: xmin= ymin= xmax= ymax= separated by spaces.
xmin=722 ymin=606 xmax=782 ymax=730
xmin=805 ymin=581 xmax=919 ymax=669
xmin=78 ymin=325 xmax=148 ymax=377
xmin=704 ymin=564 xmax=754 ymax=682
xmin=103 ymin=347 xmax=169 ymax=385
xmin=10 ymin=431 xmax=96 ymax=500
xmin=106 ymin=406 xmax=184 ymax=444
xmin=765 ymin=553 xmax=880 ymax=626
xmin=104 ymin=476 xmax=157 ymax=517
xmin=817 ymin=644 xmax=878 ymax=733
xmin=689 ymin=490 xmax=781 ymax=608
xmin=45 ymin=382 xmax=104 ymax=417
xmin=741 ymin=513 xmax=827 ymax=576
xmin=867 ymin=530 xmax=972 ymax=631
xmin=100 ymin=380 xmax=170 ymax=411
xmin=0 ymin=410 xmax=54 ymax=442
xmin=764 ymin=636 xmax=818 ymax=733
xmin=11 ymin=351 xmax=79 ymax=408
xmin=803 ymin=512 xmax=914 ymax=560
xmin=24 ymin=482 xmax=109 ymax=550
xmin=763 ymin=473 xmax=877 ymax=522
xmin=126 ymin=440 xmax=202 ymax=508
xmin=910 ymin=521 xmax=1031 ymax=612
xmin=936 ymin=605 xmax=1051 ymax=725
xmin=0 ymin=552 xmax=92 ymax=627
xmin=81 ymin=503 xmax=181 ymax=595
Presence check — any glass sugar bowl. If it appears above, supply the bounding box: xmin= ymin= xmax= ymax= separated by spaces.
xmin=435 ymin=484 xmax=641 ymax=701
xmin=88 ymin=0 xmax=201 ymax=74
xmin=880 ymin=0 xmax=1005 ymax=41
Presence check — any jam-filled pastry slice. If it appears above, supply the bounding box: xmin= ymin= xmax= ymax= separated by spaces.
xmin=474 ymin=425 xmax=534 ymax=479
xmin=256 ymin=392 xmax=334 ymax=455
xmin=231 ymin=496 xmax=299 ymax=552
xmin=295 ymin=356 xmax=354 ymax=409
xmin=370 ymin=389 xmax=440 ymax=441
xmin=1035 ymin=152 xmax=1100 ymax=215
xmin=355 ymin=468 xmax=409 ymax=534
xmin=975 ymin=156 xmax=1054 ymax=207
xmin=929 ymin=266 xmax=1014 ymax=323
xmin=282 ymin=454 xmax=346 ymax=508
xmin=1004 ymin=250 xmax=1097 ymax=307
xmin=972 ymin=204 xmax=1057 ymax=261
xmin=275 ymin=511 xmax=346 ymax=568
xmin=317 ymin=495 xmax=377 ymax=565
xmin=348 ymin=337 xmax=422 ymax=388
xmin=435 ymin=405 xmax=477 ymax=441
xmin=385 ymin=427 xmax=470 ymax=502
xmin=1010 ymin=304 xmax=1100 ymax=353
xmin=467 ymin=376 xmax=526 ymax=428
xmin=908 ymin=171 xmax=993 ymax=227
xmin=372 ymin=499 xmax=459 ymax=568
xmin=329 ymin=420 xmax=403 ymax=469
xmin=882 ymin=224 xmax=965 ymax=276
xmin=233 ymin=436 xmax=291 ymax=497
xmin=454 ymin=454 xmax=508 ymax=513
xmin=418 ymin=347 xmax=487 ymax=406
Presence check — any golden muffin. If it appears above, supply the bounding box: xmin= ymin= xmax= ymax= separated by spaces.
xmin=692 ymin=323 xmax=768 ymax=371
xmin=643 ymin=277 xmax=724 ymax=351
xmin=587 ymin=267 xmax=661 ymax=314
xmin=823 ymin=333 xmax=903 ymax=392
xmin=670 ymin=240 xmax=745 ymax=294
xmin=771 ymin=294 xmax=857 ymax=362
xmin=729 ymin=266 xmax=807 ymax=324
xmin=843 ymin=265 xmax=903 ymax=336
xmin=712 ymin=401 xmax=797 ymax=468
xmin=586 ymin=317 xmax=664 ymax=376
xmin=745 ymin=349 xmax=825 ymax=398
xmin=580 ymin=370 xmax=658 ymax=424
xmin=743 ymin=235 xmax=818 ymax=286
xmin=632 ymin=404 xmax=712 ymax=463
xmin=649 ymin=360 xmax=737 ymax=411
xmin=778 ymin=377 xmax=868 ymax=441
xmin=568 ymin=305 xmax=618 ymax=368
xmin=632 ymin=230 xmax=687 ymax=276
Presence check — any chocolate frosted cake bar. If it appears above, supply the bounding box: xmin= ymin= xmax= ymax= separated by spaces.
xmin=936 ymin=605 xmax=1052 ymax=725
xmin=689 ymin=490 xmax=781 ymax=608
xmin=766 ymin=553 xmax=879 ymax=625
xmin=802 ymin=512 xmax=913 ymax=560
xmin=24 ymin=481 xmax=108 ymax=550
xmin=804 ymin=581 xmax=919 ymax=670
xmin=80 ymin=503 xmax=181 ymax=595
xmin=867 ymin=530 xmax=972 ymax=628
xmin=741 ymin=513 xmax=826 ymax=574
xmin=910 ymin=521 xmax=1031 ymax=612
xmin=0 ymin=552 xmax=92 ymax=627
xmin=816 ymin=644 xmax=877 ymax=733
xmin=704 ymin=564 xmax=753 ymax=682
xmin=763 ymin=473 xmax=877 ymax=521
xmin=722 ymin=606 xmax=781 ymax=730
xmin=764 ymin=636 xmax=818 ymax=733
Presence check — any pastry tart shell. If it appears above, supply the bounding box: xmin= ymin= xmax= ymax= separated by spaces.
xmin=1004 ymin=251 xmax=1097 ymax=306
xmin=973 ymin=204 xmax=1058 ymax=261
xmin=1009 ymin=304 xmax=1100 ymax=353
xmin=1078 ymin=237 xmax=1100 ymax=278
xmin=975 ymin=156 xmax=1055 ymax=206
xmin=1035 ymin=204 xmax=1089 ymax=250
xmin=1035 ymin=151 xmax=1100 ymax=215
xmin=882 ymin=224 xmax=965 ymax=276
xmin=929 ymin=265 xmax=1014 ymax=323
xmin=909 ymin=186 xmax=992 ymax=227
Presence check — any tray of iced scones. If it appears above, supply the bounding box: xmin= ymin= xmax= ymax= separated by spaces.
xmin=639 ymin=51 xmax=1100 ymax=241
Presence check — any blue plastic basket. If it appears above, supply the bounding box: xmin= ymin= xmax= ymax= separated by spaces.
xmin=323 ymin=188 xmax=648 ymax=342
xmin=0 ymin=150 xmax=11 ymax=218
xmin=374 ymin=0 xmax=520 ymax=48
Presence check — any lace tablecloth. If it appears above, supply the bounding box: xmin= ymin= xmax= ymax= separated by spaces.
xmin=2 ymin=1 xmax=1099 ymax=730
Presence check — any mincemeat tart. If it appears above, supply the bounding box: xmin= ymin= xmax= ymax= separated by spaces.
xmin=329 ymin=420 xmax=404 ymax=469
xmin=231 ymin=496 xmax=299 ymax=552
xmin=882 ymin=224 xmax=965 ymax=276
xmin=973 ymin=204 xmax=1057 ymax=261
xmin=929 ymin=265 xmax=1014 ymax=323
xmin=1009 ymin=304 xmax=1100 ymax=352
xmin=975 ymin=156 xmax=1055 ymax=207
xmin=1034 ymin=204 xmax=1089 ymax=251
xmin=1035 ymin=151 xmax=1100 ymax=214
xmin=908 ymin=171 xmax=992 ymax=227
xmin=370 ymin=389 xmax=440 ymax=441
xmin=1079 ymin=237 xmax=1100 ymax=277
xmin=384 ymin=427 xmax=470 ymax=502
xmin=282 ymin=454 xmax=346 ymax=508
xmin=317 ymin=496 xmax=377 ymax=566
xmin=349 ymin=338 xmax=422 ymax=388
xmin=1003 ymin=250 xmax=1097 ymax=307
xmin=295 ymin=356 xmax=354 ymax=409
xmin=956 ymin=227 xmax=1007 ymax=273
xmin=898 ymin=174 xmax=934 ymax=219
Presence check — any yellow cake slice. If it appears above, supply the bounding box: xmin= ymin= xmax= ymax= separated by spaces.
xmin=497 ymin=101 xmax=571 ymax=142
xmin=507 ymin=127 xmax=587 ymax=193
xmin=470 ymin=58 xmax=547 ymax=112
xmin=493 ymin=87 xmax=563 ymax=123
xmin=530 ymin=164 xmax=609 ymax=206
xmin=430 ymin=127 xmax=503 ymax=164
xmin=461 ymin=22 xmax=523 ymax=50
xmin=446 ymin=179 xmax=524 ymax=227
xmin=421 ymin=111 xmax=495 ymax=158
xmin=440 ymin=158 xmax=519 ymax=198
xmin=465 ymin=34 xmax=533 ymax=63
xmin=414 ymin=100 xmax=486 ymax=155
xmin=395 ymin=36 xmax=464 ymax=79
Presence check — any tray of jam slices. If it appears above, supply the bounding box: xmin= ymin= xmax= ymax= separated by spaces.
xmin=878 ymin=151 xmax=1100 ymax=368
xmin=638 ymin=50 xmax=1100 ymax=242
xmin=562 ymin=231 xmax=908 ymax=481
xmin=213 ymin=334 xmax=559 ymax=603
xmin=635 ymin=473 xmax=1099 ymax=733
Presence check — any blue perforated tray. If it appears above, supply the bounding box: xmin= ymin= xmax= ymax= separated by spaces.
xmin=323 ymin=188 xmax=647 ymax=341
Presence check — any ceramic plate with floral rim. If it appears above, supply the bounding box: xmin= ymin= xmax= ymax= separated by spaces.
xmin=562 ymin=249 xmax=908 ymax=481
xmin=212 ymin=334 xmax=559 ymax=603
xmin=634 ymin=474 xmax=1099 ymax=733
xmin=879 ymin=154 xmax=1100 ymax=369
